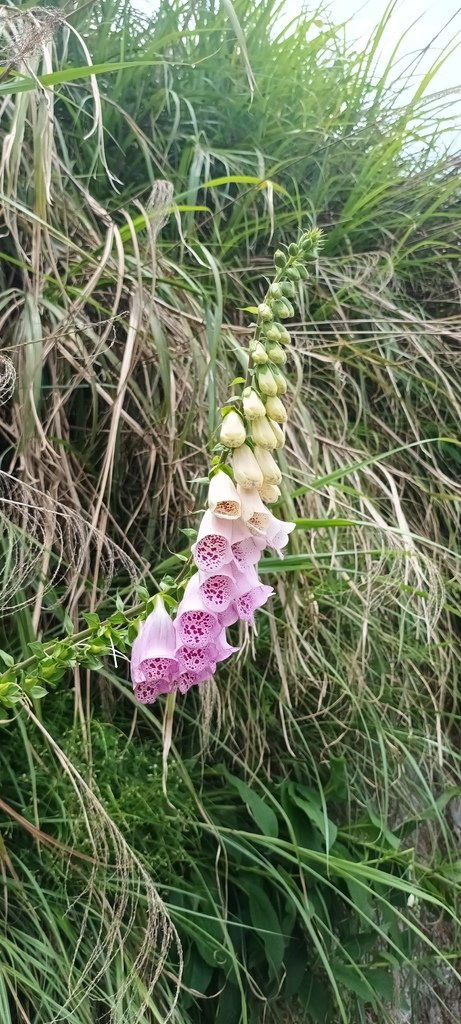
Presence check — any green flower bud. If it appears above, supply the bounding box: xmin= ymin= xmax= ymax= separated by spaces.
xmin=257 ymin=365 xmax=278 ymax=397
xmin=258 ymin=303 xmax=273 ymax=322
xmin=220 ymin=410 xmax=246 ymax=448
xmin=243 ymin=387 xmax=266 ymax=420
xmin=264 ymin=324 xmax=282 ymax=343
xmin=280 ymin=281 xmax=295 ymax=298
xmin=267 ymin=343 xmax=286 ymax=365
xmin=271 ymin=365 xmax=287 ymax=394
xmin=297 ymin=264 xmax=309 ymax=280
xmin=288 ymin=243 xmax=299 ymax=256
xmin=265 ymin=395 xmax=287 ymax=423
xmin=250 ymin=341 xmax=269 ymax=364
xmin=277 ymin=326 xmax=291 ymax=346
xmin=268 ymin=418 xmax=285 ymax=448
xmin=271 ymin=299 xmax=293 ymax=320
xmin=251 ymin=416 xmax=277 ymax=450
xmin=274 ymin=249 xmax=286 ymax=268
xmin=268 ymin=283 xmax=283 ymax=299
xmin=286 ymin=267 xmax=300 ymax=281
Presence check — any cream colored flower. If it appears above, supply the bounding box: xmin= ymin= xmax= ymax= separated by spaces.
xmin=232 ymin=445 xmax=263 ymax=489
xmin=208 ymin=469 xmax=241 ymax=519
xmin=272 ymin=365 xmax=287 ymax=394
xmin=265 ymin=395 xmax=287 ymax=423
xmin=238 ymin=486 xmax=271 ymax=536
xmin=259 ymin=481 xmax=281 ymax=504
xmin=268 ymin=419 xmax=285 ymax=448
xmin=257 ymin=365 xmax=278 ymax=397
xmin=220 ymin=410 xmax=246 ymax=448
xmin=251 ymin=416 xmax=277 ymax=450
xmin=253 ymin=446 xmax=282 ymax=485
xmin=243 ymin=387 xmax=266 ymax=421
xmin=250 ymin=342 xmax=269 ymax=365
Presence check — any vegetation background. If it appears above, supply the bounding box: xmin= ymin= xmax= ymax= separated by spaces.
xmin=0 ymin=0 xmax=460 ymax=1021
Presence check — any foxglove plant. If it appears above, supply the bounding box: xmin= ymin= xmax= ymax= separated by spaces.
xmin=130 ymin=229 xmax=323 ymax=702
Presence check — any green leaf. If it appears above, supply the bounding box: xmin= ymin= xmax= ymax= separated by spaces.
xmin=221 ymin=768 xmax=279 ymax=838
xmin=0 ymin=650 xmax=14 ymax=667
xmin=83 ymin=612 xmax=100 ymax=629
xmin=245 ymin=880 xmax=285 ymax=979
xmin=29 ymin=685 xmax=48 ymax=699
xmin=0 ymin=60 xmax=167 ymax=98
xmin=334 ymin=965 xmax=376 ymax=1004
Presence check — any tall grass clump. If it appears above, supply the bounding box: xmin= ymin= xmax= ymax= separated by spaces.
xmin=0 ymin=0 xmax=461 ymax=1021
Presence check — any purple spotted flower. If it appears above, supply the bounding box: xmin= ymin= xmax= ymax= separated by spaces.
xmin=131 ymin=597 xmax=179 ymax=702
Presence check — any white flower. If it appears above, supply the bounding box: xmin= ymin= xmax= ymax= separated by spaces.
xmin=220 ymin=410 xmax=246 ymax=448
xmin=253 ymin=447 xmax=282 ymax=485
xmin=268 ymin=419 xmax=285 ymax=448
xmin=257 ymin=365 xmax=278 ymax=396
xmin=208 ymin=469 xmax=241 ymax=519
xmin=251 ymin=416 xmax=277 ymax=450
xmin=243 ymin=387 xmax=266 ymax=420
xmin=259 ymin=481 xmax=281 ymax=503
xmin=265 ymin=396 xmax=287 ymax=423
xmin=232 ymin=444 xmax=263 ymax=489
xmin=238 ymin=487 xmax=271 ymax=536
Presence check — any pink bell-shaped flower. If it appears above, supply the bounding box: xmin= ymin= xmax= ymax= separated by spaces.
xmin=131 ymin=597 xmax=179 ymax=688
xmin=175 ymin=573 xmax=221 ymax=649
xmin=191 ymin=511 xmax=234 ymax=572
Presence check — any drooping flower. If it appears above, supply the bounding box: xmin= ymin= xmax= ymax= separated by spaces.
xmin=130 ymin=597 xmax=178 ymax=688
xmin=251 ymin=416 xmax=277 ymax=450
xmin=257 ymin=365 xmax=278 ymax=397
xmin=232 ymin=444 xmax=263 ymax=489
xmin=192 ymin=510 xmax=233 ymax=572
xmin=175 ymin=573 xmax=221 ymax=648
xmin=265 ymin=395 xmax=287 ymax=424
xmin=238 ymin=487 xmax=272 ymax=536
xmin=235 ymin=583 xmax=274 ymax=624
xmin=243 ymin=387 xmax=266 ymax=421
xmin=198 ymin=563 xmax=236 ymax=613
xmin=231 ymin=519 xmax=265 ymax=571
xmin=220 ymin=410 xmax=246 ymax=448
xmin=259 ymin=481 xmax=281 ymax=504
xmin=177 ymin=664 xmax=216 ymax=695
xmin=208 ymin=469 xmax=241 ymax=519
xmin=265 ymin=515 xmax=296 ymax=557
xmin=253 ymin=447 xmax=282 ymax=485
xmin=268 ymin=419 xmax=285 ymax=448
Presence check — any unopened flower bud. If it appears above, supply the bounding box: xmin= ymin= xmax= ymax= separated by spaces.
xmin=251 ymin=416 xmax=277 ymax=450
xmin=278 ymin=326 xmax=291 ymax=345
xmin=259 ymin=481 xmax=281 ymax=504
xmin=232 ymin=444 xmax=263 ymax=489
xmin=251 ymin=341 xmax=269 ymax=365
xmin=274 ymin=249 xmax=286 ymax=268
xmin=269 ymin=283 xmax=283 ymax=299
xmin=281 ymin=281 xmax=295 ymax=298
xmin=254 ymin=447 xmax=282 ymax=485
xmin=288 ymin=243 xmax=299 ymax=256
xmin=257 ymin=365 xmax=278 ymax=397
xmin=268 ymin=419 xmax=285 ymax=448
xmin=264 ymin=324 xmax=282 ymax=343
xmin=220 ymin=410 xmax=246 ymax=448
xmin=243 ymin=387 xmax=266 ymax=420
xmin=271 ymin=365 xmax=287 ymax=394
xmin=297 ymin=264 xmax=309 ymax=280
xmin=258 ymin=303 xmax=273 ymax=322
xmin=265 ymin=395 xmax=287 ymax=423
xmin=286 ymin=266 xmax=300 ymax=281
xmin=267 ymin=343 xmax=286 ymax=365
xmin=272 ymin=299 xmax=293 ymax=320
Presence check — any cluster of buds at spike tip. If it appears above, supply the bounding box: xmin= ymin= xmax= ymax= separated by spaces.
xmin=130 ymin=229 xmax=322 ymax=703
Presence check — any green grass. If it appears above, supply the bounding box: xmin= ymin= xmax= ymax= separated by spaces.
xmin=0 ymin=0 xmax=461 ymax=1021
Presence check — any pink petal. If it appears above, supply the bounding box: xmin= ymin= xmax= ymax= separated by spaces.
xmin=131 ymin=599 xmax=177 ymax=686
xmin=235 ymin=583 xmax=274 ymax=623
xmin=134 ymin=677 xmax=176 ymax=704
xmin=191 ymin=510 xmax=233 ymax=572
xmin=199 ymin=563 xmax=236 ymax=612
xmin=177 ymin=665 xmax=216 ymax=695
xmin=175 ymin=573 xmax=221 ymax=649
xmin=231 ymin=520 xmax=265 ymax=571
